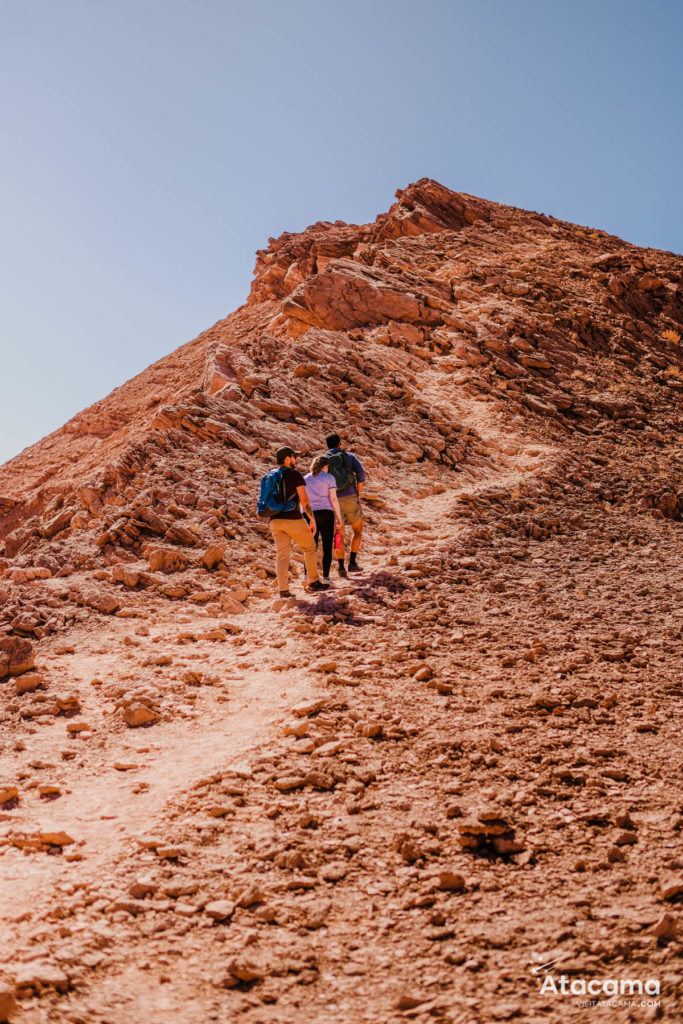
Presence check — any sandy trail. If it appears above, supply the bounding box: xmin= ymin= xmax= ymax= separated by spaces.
xmin=0 ymin=604 xmax=315 ymax=939
xmin=3 ymin=387 xmax=682 ymax=1022
xmin=0 ymin=386 xmax=536 ymax=945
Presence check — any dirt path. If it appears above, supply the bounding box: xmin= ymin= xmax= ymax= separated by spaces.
xmin=3 ymin=387 xmax=682 ymax=1023
xmin=0 ymin=604 xmax=316 ymax=942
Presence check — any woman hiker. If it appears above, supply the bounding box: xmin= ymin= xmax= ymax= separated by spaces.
xmin=303 ymin=455 xmax=343 ymax=582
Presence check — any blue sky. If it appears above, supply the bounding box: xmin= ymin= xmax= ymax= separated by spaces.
xmin=1 ymin=0 xmax=681 ymax=465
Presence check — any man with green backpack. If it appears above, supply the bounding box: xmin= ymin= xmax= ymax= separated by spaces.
xmin=324 ymin=433 xmax=367 ymax=576
xmin=258 ymin=446 xmax=331 ymax=597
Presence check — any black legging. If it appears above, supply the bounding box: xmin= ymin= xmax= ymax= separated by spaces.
xmin=313 ymin=509 xmax=335 ymax=578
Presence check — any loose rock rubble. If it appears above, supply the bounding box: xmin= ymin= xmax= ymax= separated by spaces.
xmin=0 ymin=179 xmax=682 ymax=1022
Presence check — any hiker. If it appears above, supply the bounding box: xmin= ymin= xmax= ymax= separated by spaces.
xmin=324 ymin=432 xmax=366 ymax=576
xmin=258 ymin=446 xmax=331 ymax=597
xmin=304 ymin=455 xmax=343 ymax=582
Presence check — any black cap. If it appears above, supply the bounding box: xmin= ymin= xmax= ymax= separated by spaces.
xmin=276 ymin=445 xmax=296 ymax=464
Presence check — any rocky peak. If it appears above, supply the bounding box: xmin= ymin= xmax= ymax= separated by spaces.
xmin=248 ymin=178 xmax=499 ymax=308
xmin=373 ymin=178 xmax=495 ymax=239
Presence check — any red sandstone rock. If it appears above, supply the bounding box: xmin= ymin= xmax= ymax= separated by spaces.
xmin=0 ymin=981 xmax=17 ymax=1022
xmin=0 ymin=636 xmax=35 ymax=678
xmin=123 ymin=703 xmax=160 ymax=728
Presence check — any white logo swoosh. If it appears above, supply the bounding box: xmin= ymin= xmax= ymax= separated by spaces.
xmin=530 ymin=955 xmax=570 ymax=975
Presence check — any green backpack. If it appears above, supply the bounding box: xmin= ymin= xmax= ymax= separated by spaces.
xmin=327 ymin=451 xmax=356 ymax=492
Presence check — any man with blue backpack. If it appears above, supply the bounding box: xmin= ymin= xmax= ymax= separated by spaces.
xmin=258 ymin=446 xmax=331 ymax=597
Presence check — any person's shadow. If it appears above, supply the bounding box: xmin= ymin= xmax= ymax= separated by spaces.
xmin=294 ymin=569 xmax=410 ymax=626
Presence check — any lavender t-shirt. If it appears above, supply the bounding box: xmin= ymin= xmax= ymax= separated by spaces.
xmin=304 ymin=471 xmax=336 ymax=512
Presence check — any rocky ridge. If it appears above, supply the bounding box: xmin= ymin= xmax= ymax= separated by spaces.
xmin=0 ymin=179 xmax=682 ymax=1022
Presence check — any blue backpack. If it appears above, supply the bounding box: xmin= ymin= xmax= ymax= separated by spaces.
xmin=257 ymin=468 xmax=298 ymax=518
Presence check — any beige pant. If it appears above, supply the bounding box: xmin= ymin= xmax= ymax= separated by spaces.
xmin=338 ymin=494 xmax=363 ymax=525
xmin=270 ymin=517 xmax=319 ymax=591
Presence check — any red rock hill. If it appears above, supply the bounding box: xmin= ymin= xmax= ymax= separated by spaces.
xmin=1 ymin=181 xmax=682 ymax=1023
xmin=2 ymin=178 xmax=681 ymax=572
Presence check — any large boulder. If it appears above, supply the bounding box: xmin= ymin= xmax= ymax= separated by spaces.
xmin=282 ymin=259 xmax=421 ymax=333
xmin=148 ymin=548 xmax=189 ymax=573
xmin=0 ymin=636 xmax=35 ymax=679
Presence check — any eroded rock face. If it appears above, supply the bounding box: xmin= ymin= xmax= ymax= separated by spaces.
xmin=282 ymin=259 xmax=422 ymax=333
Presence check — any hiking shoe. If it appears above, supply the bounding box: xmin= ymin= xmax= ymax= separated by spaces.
xmin=279 ymin=590 xmax=293 ymax=598
xmin=308 ymin=580 xmax=331 ymax=592
xmin=338 ymin=566 xmax=348 ymax=578
xmin=347 ymin=562 xmax=362 ymax=573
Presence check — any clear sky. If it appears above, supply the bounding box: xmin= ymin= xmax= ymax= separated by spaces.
xmin=1 ymin=0 xmax=681 ymax=466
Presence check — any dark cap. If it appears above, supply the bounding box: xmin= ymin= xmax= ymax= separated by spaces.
xmin=276 ymin=445 xmax=296 ymax=464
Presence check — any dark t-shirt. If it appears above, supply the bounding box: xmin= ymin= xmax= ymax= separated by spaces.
xmin=272 ymin=468 xmax=305 ymax=520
